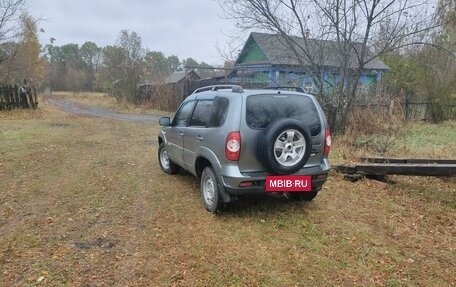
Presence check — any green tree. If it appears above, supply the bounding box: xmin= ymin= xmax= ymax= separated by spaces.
xmin=405 ymin=46 xmax=456 ymax=122
xmin=98 ymin=45 xmax=125 ymax=94
xmin=182 ymin=57 xmax=218 ymax=79
xmin=45 ymin=44 xmax=65 ymax=90
xmin=144 ymin=50 xmax=170 ymax=82
xmin=196 ymin=61 xmax=216 ymax=79
xmin=60 ymin=43 xmax=83 ymax=70
xmin=45 ymin=42 xmax=102 ymax=91
xmin=80 ymin=41 xmax=101 ymax=90
xmin=98 ymin=30 xmax=145 ymax=102
xmin=167 ymin=55 xmax=182 ymax=72
xmin=46 ymin=43 xmax=86 ymax=91
xmin=115 ymin=29 xmax=145 ymax=103
xmin=382 ymin=53 xmax=424 ymax=96
xmin=437 ymin=0 xmax=456 ymax=46
xmin=183 ymin=57 xmax=199 ymax=68
xmin=417 ymin=0 xmax=456 ymax=121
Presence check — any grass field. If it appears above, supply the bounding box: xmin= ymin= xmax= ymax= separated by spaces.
xmin=0 ymin=96 xmax=455 ymax=286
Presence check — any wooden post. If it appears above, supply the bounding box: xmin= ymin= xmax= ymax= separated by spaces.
xmin=13 ymin=84 xmax=19 ymax=109
xmin=389 ymin=100 xmax=394 ymax=117
xmin=33 ymin=88 xmax=38 ymax=109
xmin=6 ymin=85 xmax=12 ymax=110
xmin=5 ymin=85 xmax=11 ymax=110
xmin=404 ymin=97 xmax=409 ymax=120
xmin=26 ymin=86 xmax=35 ymax=109
xmin=0 ymin=85 xmax=4 ymax=110
xmin=184 ymin=67 xmax=188 ymax=100
xmin=6 ymin=85 xmax=11 ymax=110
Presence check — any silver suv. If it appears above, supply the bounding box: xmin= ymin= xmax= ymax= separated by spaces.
xmin=158 ymin=85 xmax=331 ymax=213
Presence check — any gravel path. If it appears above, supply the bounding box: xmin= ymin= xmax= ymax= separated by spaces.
xmin=45 ymin=96 xmax=163 ymax=123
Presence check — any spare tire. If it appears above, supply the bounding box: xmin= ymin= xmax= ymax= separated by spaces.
xmin=258 ymin=119 xmax=312 ymax=174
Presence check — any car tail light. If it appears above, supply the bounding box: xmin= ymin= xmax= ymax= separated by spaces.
xmin=324 ymin=128 xmax=331 ymax=155
xmin=226 ymin=131 xmax=241 ymax=161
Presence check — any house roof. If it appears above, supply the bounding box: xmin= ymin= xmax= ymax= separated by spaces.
xmin=165 ymin=70 xmax=200 ymax=84
xmin=165 ymin=71 xmax=186 ymax=83
xmin=236 ymin=32 xmax=389 ymax=70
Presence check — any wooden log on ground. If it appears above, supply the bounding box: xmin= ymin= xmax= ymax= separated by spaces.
xmin=352 ymin=163 xmax=456 ymax=177
xmin=334 ymin=158 xmax=456 ymax=178
xmin=361 ymin=157 xmax=456 ymax=165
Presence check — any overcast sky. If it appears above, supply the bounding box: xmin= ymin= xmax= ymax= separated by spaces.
xmin=29 ymin=0 xmax=238 ymax=65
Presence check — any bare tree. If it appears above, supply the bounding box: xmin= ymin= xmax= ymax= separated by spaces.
xmin=0 ymin=0 xmax=25 ymax=82
xmin=0 ymin=0 xmax=24 ymax=44
xmin=0 ymin=3 xmax=46 ymax=88
xmin=220 ymin=0 xmax=441 ymax=133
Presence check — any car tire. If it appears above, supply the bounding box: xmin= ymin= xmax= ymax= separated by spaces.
xmin=200 ymin=166 xmax=224 ymax=213
xmin=258 ymin=119 xmax=312 ymax=174
xmin=289 ymin=191 xmax=319 ymax=201
xmin=158 ymin=143 xmax=179 ymax=174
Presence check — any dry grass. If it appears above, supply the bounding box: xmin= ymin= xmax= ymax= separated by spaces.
xmin=0 ymin=97 xmax=455 ymax=286
xmin=51 ymin=91 xmax=172 ymax=117
xmin=332 ymin=120 xmax=456 ymax=164
xmin=331 ymin=101 xmax=456 ymax=165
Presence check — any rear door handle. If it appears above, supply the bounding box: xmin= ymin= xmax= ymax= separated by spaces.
xmin=179 ymin=132 xmax=184 ymax=136
xmin=196 ymin=136 xmax=204 ymax=141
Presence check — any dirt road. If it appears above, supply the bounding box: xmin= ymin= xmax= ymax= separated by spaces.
xmin=45 ymin=96 xmax=162 ymax=123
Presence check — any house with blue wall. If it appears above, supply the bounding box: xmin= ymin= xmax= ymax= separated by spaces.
xmin=232 ymin=32 xmax=389 ymax=93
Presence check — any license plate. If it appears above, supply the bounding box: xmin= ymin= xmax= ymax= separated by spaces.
xmin=265 ymin=175 xmax=312 ymax=192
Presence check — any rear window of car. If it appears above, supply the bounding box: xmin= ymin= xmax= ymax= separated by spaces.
xmin=208 ymin=97 xmax=229 ymax=127
xmin=246 ymin=94 xmax=321 ymax=135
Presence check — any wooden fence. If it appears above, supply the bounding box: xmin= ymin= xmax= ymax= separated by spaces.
xmin=353 ymin=100 xmax=456 ymax=121
xmin=139 ymin=79 xmax=456 ymax=122
xmin=0 ymin=84 xmax=38 ymax=110
xmin=405 ymin=101 xmax=456 ymax=121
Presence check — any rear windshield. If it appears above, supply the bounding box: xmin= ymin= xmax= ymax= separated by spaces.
xmin=246 ymin=94 xmax=321 ymax=135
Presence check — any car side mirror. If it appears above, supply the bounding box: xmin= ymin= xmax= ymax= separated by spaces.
xmin=159 ymin=117 xmax=171 ymax=126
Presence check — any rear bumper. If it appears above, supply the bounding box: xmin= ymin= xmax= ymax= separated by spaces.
xmin=224 ymin=176 xmax=328 ymax=195
xmin=221 ymin=160 xmax=330 ymax=195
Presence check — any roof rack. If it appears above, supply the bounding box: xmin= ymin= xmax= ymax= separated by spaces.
xmin=265 ymin=86 xmax=305 ymax=93
xmin=192 ymin=85 xmax=244 ymax=94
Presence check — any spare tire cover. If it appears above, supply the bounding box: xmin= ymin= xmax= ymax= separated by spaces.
xmin=258 ymin=119 xmax=312 ymax=174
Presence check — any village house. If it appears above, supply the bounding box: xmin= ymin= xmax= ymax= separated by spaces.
xmin=232 ymin=32 xmax=389 ymax=93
